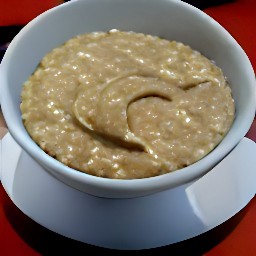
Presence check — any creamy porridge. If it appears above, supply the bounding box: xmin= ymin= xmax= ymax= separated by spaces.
xmin=20 ymin=30 xmax=235 ymax=179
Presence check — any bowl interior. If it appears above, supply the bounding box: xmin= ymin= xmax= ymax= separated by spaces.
xmin=1 ymin=0 xmax=255 ymax=198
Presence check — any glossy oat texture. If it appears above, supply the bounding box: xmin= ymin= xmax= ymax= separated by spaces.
xmin=21 ymin=31 xmax=234 ymax=179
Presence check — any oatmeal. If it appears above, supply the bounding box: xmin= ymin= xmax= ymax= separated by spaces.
xmin=20 ymin=30 xmax=235 ymax=179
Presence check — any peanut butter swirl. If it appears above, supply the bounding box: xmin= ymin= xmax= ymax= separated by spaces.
xmin=21 ymin=30 xmax=235 ymax=179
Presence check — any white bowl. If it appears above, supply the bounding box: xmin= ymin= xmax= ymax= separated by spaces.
xmin=1 ymin=0 xmax=255 ymax=198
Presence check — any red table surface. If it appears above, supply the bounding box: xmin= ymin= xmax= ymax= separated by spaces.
xmin=1 ymin=0 xmax=256 ymax=255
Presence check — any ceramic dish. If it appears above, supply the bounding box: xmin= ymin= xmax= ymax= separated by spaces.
xmin=1 ymin=133 xmax=256 ymax=249
xmin=1 ymin=0 xmax=256 ymax=198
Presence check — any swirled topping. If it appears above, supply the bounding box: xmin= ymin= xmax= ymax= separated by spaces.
xmin=20 ymin=30 xmax=235 ymax=179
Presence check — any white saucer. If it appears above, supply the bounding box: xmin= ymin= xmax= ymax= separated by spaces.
xmin=1 ymin=133 xmax=256 ymax=250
